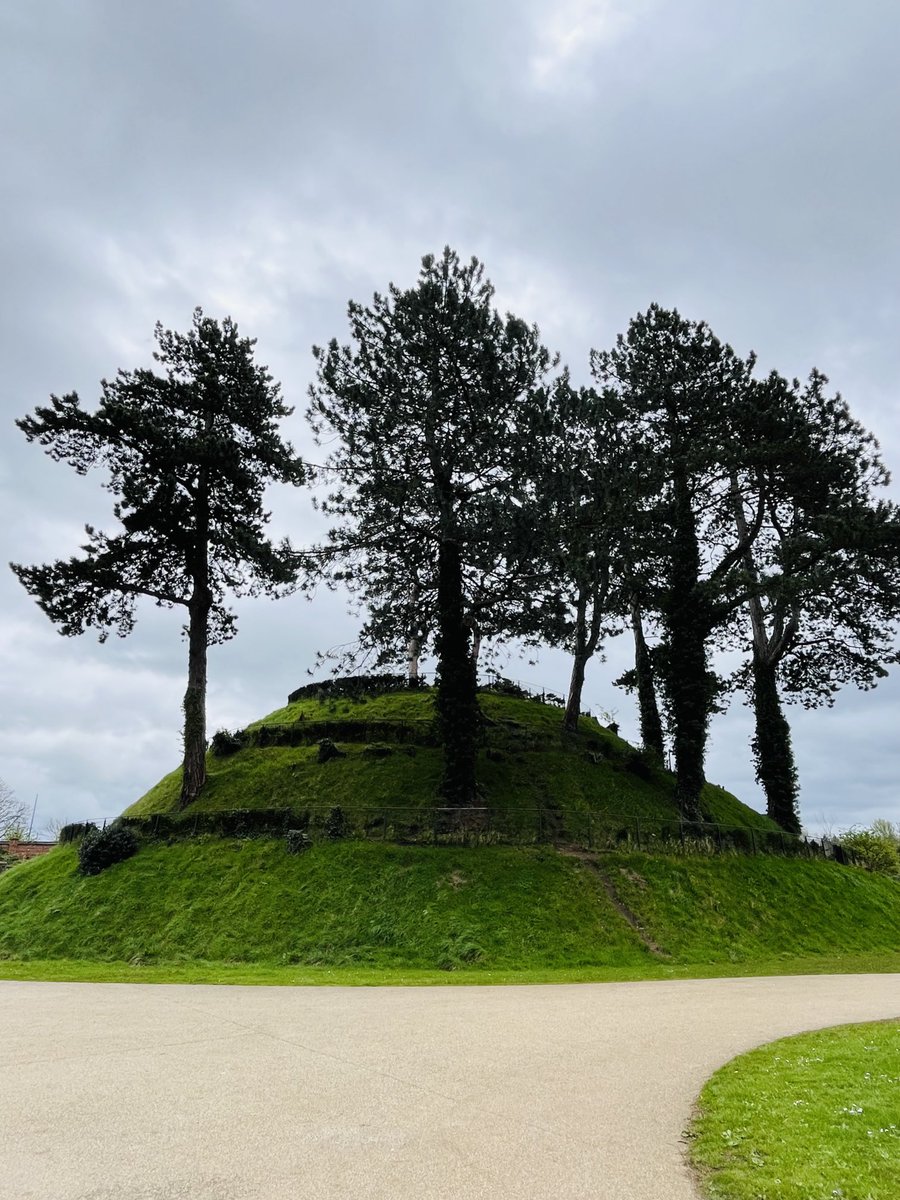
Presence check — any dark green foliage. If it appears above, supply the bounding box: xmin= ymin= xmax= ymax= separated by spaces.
xmin=308 ymin=248 xmax=560 ymax=804
xmin=287 ymin=674 xmax=408 ymax=705
xmin=317 ymin=739 xmax=345 ymax=763
xmin=593 ymin=306 xmax=761 ymax=819
xmin=130 ymin=808 xmax=309 ymax=840
xmin=78 ymin=824 xmax=139 ymax=876
xmin=11 ymin=310 xmax=305 ymax=810
xmin=726 ymin=369 xmax=900 ymax=829
xmin=750 ymin=652 xmax=800 ymax=834
xmin=624 ymin=748 xmax=656 ymax=781
xmin=483 ymin=677 xmax=530 ymax=700
xmin=285 ymin=829 xmax=312 ymax=855
xmin=210 ymin=729 xmax=247 ymax=758
xmin=58 ymin=822 xmax=97 ymax=844
xmin=324 ymin=806 xmax=348 ymax=840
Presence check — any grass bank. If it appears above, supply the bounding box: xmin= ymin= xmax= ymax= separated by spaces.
xmin=689 ymin=1020 xmax=900 ymax=1200
xmin=2 ymin=840 xmax=898 ymax=979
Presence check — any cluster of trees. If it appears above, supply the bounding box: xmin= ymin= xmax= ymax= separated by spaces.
xmin=12 ymin=251 xmax=900 ymax=831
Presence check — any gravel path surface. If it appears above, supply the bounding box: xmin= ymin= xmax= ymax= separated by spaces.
xmin=2 ymin=974 xmax=898 ymax=1199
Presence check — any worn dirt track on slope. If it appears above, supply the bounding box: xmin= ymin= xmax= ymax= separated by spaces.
xmin=2 ymin=974 xmax=898 ymax=1199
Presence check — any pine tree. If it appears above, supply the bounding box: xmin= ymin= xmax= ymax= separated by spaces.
xmin=307 ymin=249 xmax=558 ymax=805
xmin=12 ymin=310 xmax=304 ymax=808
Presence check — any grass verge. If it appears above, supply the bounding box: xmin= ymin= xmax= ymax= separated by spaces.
xmin=0 ymin=954 xmax=898 ymax=987
xmin=688 ymin=1020 xmax=900 ymax=1200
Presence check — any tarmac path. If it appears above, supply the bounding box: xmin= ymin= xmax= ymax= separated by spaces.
xmin=2 ymin=974 xmax=898 ymax=1199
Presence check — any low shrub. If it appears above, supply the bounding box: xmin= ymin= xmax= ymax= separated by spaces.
xmin=210 ymin=729 xmax=247 ymax=758
xmin=317 ymin=738 xmax=345 ymax=763
xmin=78 ymin=824 xmax=139 ymax=876
xmin=839 ymin=827 xmax=900 ymax=875
xmin=624 ymin=748 xmax=656 ymax=781
xmin=58 ymin=821 xmax=97 ymax=845
xmin=324 ymin=806 xmax=348 ymax=840
xmin=285 ymin=829 xmax=312 ymax=854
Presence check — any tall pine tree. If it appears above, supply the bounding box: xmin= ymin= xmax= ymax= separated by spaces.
xmin=12 ymin=310 xmax=304 ymax=808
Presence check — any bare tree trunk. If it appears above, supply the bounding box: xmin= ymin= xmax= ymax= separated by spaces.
xmin=564 ymin=592 xmax=589 ymax=733
xmin=406 ymin=581 xmax=420 ymax=685
xmin=470 ymin=620 xmax=481 ymax=667
xmin=180 ymin=470 xmax=210 ymax=810
xmin=180 ymin=594 xmax=210 ymax=809
xmin=631 ymin=598 xmax=665 ymax=761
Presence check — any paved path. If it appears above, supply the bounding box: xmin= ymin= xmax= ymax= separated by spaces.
xmin=1 ymin=975 xmax=898 ymax=1199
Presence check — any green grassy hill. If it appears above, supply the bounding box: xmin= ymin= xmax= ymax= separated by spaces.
xmin=124 ymin=687 xmax=772 ymax=834
xmin=3 ymin=686 xmax=897 ymax=982
xmin=1 ymin=840 xmax=898 ymax=974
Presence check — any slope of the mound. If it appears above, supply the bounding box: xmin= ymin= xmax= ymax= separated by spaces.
xmin=124 ymin=689 xmax=774 ymax=832
xmin=1 ymin=841 xmax=898 ymax=970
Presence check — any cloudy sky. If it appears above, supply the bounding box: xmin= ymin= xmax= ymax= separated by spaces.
xmin=2 ymin=0 xmax=898 ymax=836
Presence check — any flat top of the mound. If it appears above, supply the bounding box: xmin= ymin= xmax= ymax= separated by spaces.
xmin=124 ymin=686 xmax=775 ymax=831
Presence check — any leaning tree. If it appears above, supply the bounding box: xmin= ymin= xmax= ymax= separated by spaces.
xmin=307 ymin=248 xmax=560 ymax=805
xmin=11 ymin=310 xmax=305 ymax=808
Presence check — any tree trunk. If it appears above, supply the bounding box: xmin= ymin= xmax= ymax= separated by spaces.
xmin=180 ymin=596 xmax=210 ymax=809
xmin=665 ymin=471 xmax=709 ymax=823
xmin=728 ymin=470 xmax=801 ymax=835
xmin=406 ymin=580 xmax=421 ymax=685
xmin=470 ymin=620 xmax=482 ymax=668
xmin=406 ymin=632 xmax=420 ymax=685
xmin=751 ymin=649 xmax=801 ymax=834
xmin=180 ymin=467 xmax=211 ymax=811
xmin=631 ymin=599 xmax=665 ymax=761
xmin=435 ymin=537 xmax=479 ymax=806
xmin=564 ymin=590 xmax=589 ymax=734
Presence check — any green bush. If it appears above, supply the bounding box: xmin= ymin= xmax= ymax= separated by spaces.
xmin=210 ymin=729 xmax=247 ymax=758
xmin=324 ymin=806 xmax=348 ymax=840
xmin=839 ymin=827 xmax=900 ymax=875
xmin=285 ymin=829 xmax=312 ymax=854
xmin=78 ymin=824 xmax=139 ymax=876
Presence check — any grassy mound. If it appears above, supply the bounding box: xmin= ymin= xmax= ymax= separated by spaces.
xmin=124 ymin=689 xmax=772 ymax=833
xmin=2 ymin=840 xmax=898 ymax=973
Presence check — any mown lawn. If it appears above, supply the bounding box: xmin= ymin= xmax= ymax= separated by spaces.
xmin=689 ymin=1020 xmax=900 ymax=1200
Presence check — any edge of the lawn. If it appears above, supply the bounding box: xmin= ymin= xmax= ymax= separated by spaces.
xmin=2 ymin=952 xmax=898 ymax=987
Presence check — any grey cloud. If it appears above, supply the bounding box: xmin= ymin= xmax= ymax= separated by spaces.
xmin=2 ymin=0 xmax=898 ymax=831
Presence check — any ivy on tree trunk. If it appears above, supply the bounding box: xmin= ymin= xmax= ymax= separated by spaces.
xmin=434 ymin=538 xmax=479 ymax=805
xmin=751 ymin=649 xmax=801 ymax=834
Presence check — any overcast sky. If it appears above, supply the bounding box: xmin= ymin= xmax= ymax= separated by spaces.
xmin=2 ymin=0 xmax=898 ymax=837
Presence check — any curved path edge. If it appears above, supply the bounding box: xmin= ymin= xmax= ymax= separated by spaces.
xmin=2 ymin=973 xmax=898 ymax=1199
